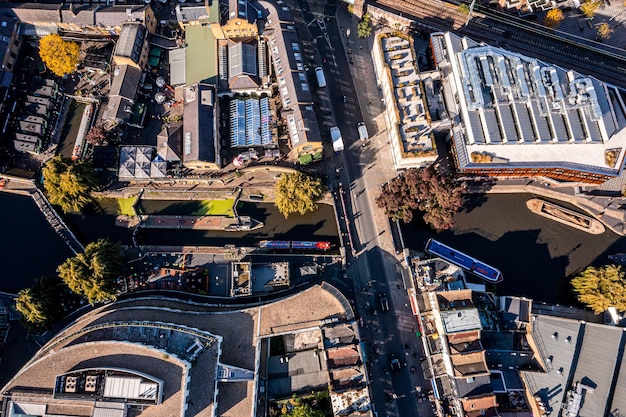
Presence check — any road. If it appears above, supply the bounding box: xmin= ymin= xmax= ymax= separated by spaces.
xmin=293 ymin=0 xmax=429 ymax=415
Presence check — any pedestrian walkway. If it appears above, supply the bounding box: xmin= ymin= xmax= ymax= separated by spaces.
xmin=31 ymin=189 xmax=85 ymax=255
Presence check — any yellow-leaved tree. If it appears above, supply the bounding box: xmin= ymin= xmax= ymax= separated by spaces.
xmin=580 ymin=0 xmax=601 ymax=18
xmin=571 ymin=264 xmax=626 ymax=313
xmin=39 ymin=34 xmax=80 ymax=77
xmin=543 ymin=9 xmax=564 ymax=28
xmin=275 ymin=172 xmax=324 ymax=218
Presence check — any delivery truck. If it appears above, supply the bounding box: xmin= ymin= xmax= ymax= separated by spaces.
xmin=330 ymin=126 xmax=344 ymax=152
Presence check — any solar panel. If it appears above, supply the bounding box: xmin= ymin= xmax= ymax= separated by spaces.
xmin=513 ymin=102 xmax=533 ymax=142
xmin=497 ymin=104 xmax=518 ymax=142
xmin=531 ymin=101 xmax=552 ymax=141
xmin=567 ymin=109 xmax=585 ymax=142
xmin=550 ymin=113 xmax=569 ymax=142
xmin=482 ymin=110 xmax=503 ymax=143
xmin=466 ymin=112 xmax=485 ymax=144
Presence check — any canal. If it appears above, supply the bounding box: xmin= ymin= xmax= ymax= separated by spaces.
xmin=401 ymin=193 xmax=626 ymax=305
xmin=56 ymin=101 xmax=86 ymax=159
xmin=0 ymin=193 xmax=73 ymax=294
xmin=62 ymin=199 xmax=340 ymax=248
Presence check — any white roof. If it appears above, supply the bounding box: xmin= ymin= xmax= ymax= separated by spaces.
xmin=103 ymin=376 xmax=158 ymax=401
xmin=435 ymin=32 xmax=626 ymax=175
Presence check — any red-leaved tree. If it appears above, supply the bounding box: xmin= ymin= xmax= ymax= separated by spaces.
xmin=375 ymin=166 xmax=465 ymax=230
xmin=85 ymin=126 xmax=107 ymax=146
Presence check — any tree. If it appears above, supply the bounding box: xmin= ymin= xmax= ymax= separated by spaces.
xmin=15 ymin=277 xmax=64 ymax=331
xmin=580 ymin=0 xmax=601 ymax=18
xmin=357 ymin=12 xmax=373 ymax=38
xmin=57 ymin=239 xmax=123 ymax=304
xmin=85 ymin=126 xmax=107 ymax=146
xmin=376 ymin=166 xmax=465 ymax=230
xmin=597 ymin=22 xmax=614 ymax=39
xmin=571 ymin=265 xmax=626 ymax=313
xmin=458 ymin=3 xmax=470 ymax=14
xmin=275 ymin=172 xmax=324 ymax=218
xmin=543 ymin=9 xmax=564 ymax=28
xmin=39 ymin=34 xmax=80 ymax=77
xmin=287 ymin=403 xmax=325 ymax=417
xmin=42 ymin=156 xmax=97 ymax=213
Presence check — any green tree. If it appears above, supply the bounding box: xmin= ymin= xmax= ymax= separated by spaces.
xmin=287 ymin=403 xmax=325 ymax=417
xmin=58 ymin=239 xmax=123 ymax=304
xmin=458 ymin=3 xmax=470 ymax=14
xmin=43 ymin=156 xmax=97 ymax=213
xmin=571 ymin=265 xmax=626 ymax=313
xmin=39 ymin=34 xmax=80 ymax=77
xmin=376 ymin=166 xmax=465 ymax=230
xmin=275 ymin=172 xmax=324 ymax=218
xmin=543 ymin=9 xmax=564 ymax=28
xmin=580 ymin=0 xmax=601 ymax=18
xmin=357 ymin=12 xmax=373 ymax=38
xmin=15 ymin=277 xmax=64 ymax=331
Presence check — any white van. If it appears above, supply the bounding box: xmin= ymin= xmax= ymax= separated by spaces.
xmin=357 ymin=122 xmax=369 ymax=141
xmin=315 ymin=67 xmax=326 ymax=88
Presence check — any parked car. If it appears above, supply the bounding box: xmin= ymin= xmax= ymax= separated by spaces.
xmin=390 ymin=354 xmax=401 ymax=373
xmin=378 ymin=292 xmax=390 ymax=312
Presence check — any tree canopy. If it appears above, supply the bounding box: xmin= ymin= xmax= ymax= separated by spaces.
xmin=357 ymin=12 xmax=373 ymax=38
xmin=57 ymin=239 xmax=123 ymax=304
xmin=286 ymin=403 xmax=326 ymax=417
xmin=597 ymin=23 xmax=614 ymax=40
xmin=543 ymin=9 xmax=564 ymax=28
xmin=43 ymin=156 xmax=97 ymax=213
xmin=15 ymin=277 xmax=64 ymax=331
xmin=375 ymin=166 xmax=465 ymax=230
xmin=85 ymin=126 xmax=107 ymax=146
xmin=571 ymin=264 xmax=626 ymax=313
xmin=580 ymin=0 xmax=601 ymax=18
xmin=39 ymin=34 xmax=80 ymax=77
xmin=275 ymin=172 xmax=325 ymax=218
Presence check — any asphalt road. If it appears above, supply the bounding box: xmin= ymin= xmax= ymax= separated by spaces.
xmin=295 ymin=1 xmax=425 ymax=415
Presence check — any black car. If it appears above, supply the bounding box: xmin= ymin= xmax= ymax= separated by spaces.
xmin=390 ymin=354 xmax=401 ymax=373
xmin=378 ymin=292 xmax=390 ymax=312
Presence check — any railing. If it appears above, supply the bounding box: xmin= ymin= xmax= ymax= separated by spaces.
xmin=531 ymin=319 xmax=553 ymax=372
xmin=31 ymin=189 xmax=84 ymax=255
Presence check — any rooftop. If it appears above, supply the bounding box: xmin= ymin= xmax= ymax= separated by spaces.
xmin=260 ymin=0 xmax=321 ymax=152
xmin=115 ymin=23 xmax=147 ymax=64
xmin=440 ymin=308 xmax=482 ymax=334
xmin=432 ymin=31 xmax=626 ymax=178
xmin=182 ymin=83 xmax=217 ymax=166
xmin=185 ymin=25 xmax=217 ymax=86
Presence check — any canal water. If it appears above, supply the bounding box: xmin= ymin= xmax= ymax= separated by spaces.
xmin=62 ymin=199 xmax=339 ymax=248
xmin=56 ymin=101 xmax=86 ymax=159
xmin=401 ymin=193 xmax=626 ymax=305
xmin=0 ymin=193 xmax=74 ymax=293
